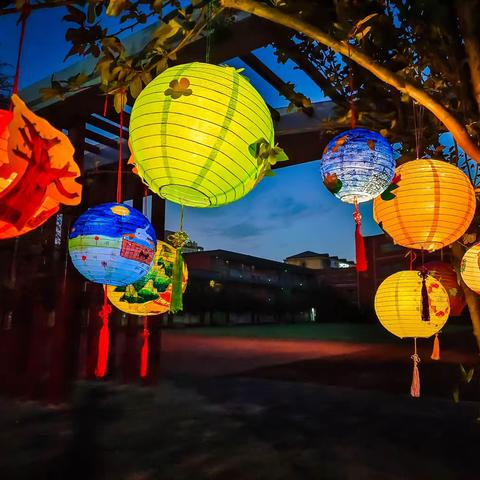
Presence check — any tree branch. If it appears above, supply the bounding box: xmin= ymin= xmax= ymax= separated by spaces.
xmin=0 ymin=1 xmax=74 ymax=16
xmin=221 ymin=0 xmax=480 ymax=163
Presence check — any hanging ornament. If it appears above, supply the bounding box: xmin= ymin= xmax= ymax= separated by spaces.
xmin=107 ymin=240 xmax=188 ymax=315
xmin=128 ymin=62 xmax=288 ymax=208
xmin=375 ymin=270 xmax=450 ymax=397
xmin=373 ymin=159 xmax=475 ymax=251
xmin=421 ymin=261 xmax=465 ymax=317
xmin=321 ymin=128 xmax=395 ymax=271
xmin=460 ymin=242 xmax=480 ymax=294
xmin=68 ymin=202 xmax=156 ymax=286
xmin=0 ymin=95 xmax=82 ymax=238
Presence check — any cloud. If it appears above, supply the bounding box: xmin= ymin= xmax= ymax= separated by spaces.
xmin=215 ymin=221 xmax=266 ymax=239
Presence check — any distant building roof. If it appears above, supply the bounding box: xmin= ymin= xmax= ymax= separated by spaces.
xmin=284 ymin=251 xmax=330 ymax=260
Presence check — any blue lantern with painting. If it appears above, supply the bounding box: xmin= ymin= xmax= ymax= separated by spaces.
xmin=320 ymin=128 xmax=395 ymax=271
xmin=68 ymin=202 xmax=157 ymax=286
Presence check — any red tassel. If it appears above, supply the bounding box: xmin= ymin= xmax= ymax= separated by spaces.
xmin=95 ymin=285 xmax=112 ymax=378
xmin=140 ymin=316 xmax=149 ymax=378
xmin=353 ymin=201 xmax=367 ymax=272
xmin=431 ymin=333 xmax=440 ymax=361
xmin=410 ymin=339 xmax=421 ymax=397
xmin=418 ymin=266 xmax=430 ymax=322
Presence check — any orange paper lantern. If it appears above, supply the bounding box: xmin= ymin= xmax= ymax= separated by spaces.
xmin=460 ymin=243 xmax=480 ymax=294
xmin=422 ymin=261 xmax=465 ymax=317
xmin=0 ymin=95 xmax=82 ymax=238
xmin=373 ymin=159 xmax=475 ymax=251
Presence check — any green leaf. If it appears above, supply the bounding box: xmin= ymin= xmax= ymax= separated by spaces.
xmin=106 ymin=0 xmax=128 ymax=17
xmin=452 ymin=387 xmax=460 ymax=403
xmin=130 ymin=75 xmax=143 ymax=99
xmin=114 ymin=91 xmax=127 ymax=113
xmin=466 ymin=368 xmax=475 ymax=384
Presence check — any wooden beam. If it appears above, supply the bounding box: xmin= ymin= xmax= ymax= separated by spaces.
xmin=85 ymin=129 xmax=121 ymax=151
xmin=239 ymin=53 xmax=314 ymax=115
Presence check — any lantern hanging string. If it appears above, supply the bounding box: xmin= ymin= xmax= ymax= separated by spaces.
xmin=10 ymin=0 xmax=31 ymax=110
xmin=140 ymin=316 xmax=149 ymax=378
xmin=412 ymin=101 xmax=425 ymax=159
xmin=116 ymin=92 xmax=125 ymax=204
xmin=406 ymin=250 xmax=417 ymax=270
xmin=205 ymin=0 xmax=214 ymax=64
xmin=410 ymin=338 xmax=421 ymax=397
xmin=347 ymin=40 xmax=356 ymax=129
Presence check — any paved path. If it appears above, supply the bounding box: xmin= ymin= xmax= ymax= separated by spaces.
xmin=160 ymin=331 xmax=477 ymax=377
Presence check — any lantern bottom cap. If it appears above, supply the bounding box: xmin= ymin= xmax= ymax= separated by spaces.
xmin=339 ymin=193 xmax=372 ymax=204
xmin=160 ymin=184 xmax=212 ymax=208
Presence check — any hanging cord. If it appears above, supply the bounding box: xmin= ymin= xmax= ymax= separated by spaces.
xmin=116 ymin=92 xmax=125 ymax=203
xmin=410 ymin=338 xmax=421 ymax=397
xmin=346 ymin=39 xmax=357 ymax=129
xmin=412 ymin=101 xmax=425 ymax=159
xmin=205 ymin=0 xmax=214 ymax=63
xmin=406 ymin=250 xmax=417 ymax=270
xmin=95 ymin=285 xmax=112 ymax=378
xmin=10 ymin=1 xmax=31 ymax=110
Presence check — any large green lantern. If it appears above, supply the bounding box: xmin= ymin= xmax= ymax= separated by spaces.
xmin=129 ymin=62 xmax=286 ymax=208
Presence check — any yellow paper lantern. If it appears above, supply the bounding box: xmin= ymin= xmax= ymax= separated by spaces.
xmin=129 ymin=62 xmax=280 ymax=208
xmin=460 ymin=243 xmax=480 ymax=294
xmin=374 ymin=270 xmax=450 ymax=338
xmin=373 ymin=159 xmax=475 ymax=251
xmin=107 ymin=240 xmax=188 ymax=316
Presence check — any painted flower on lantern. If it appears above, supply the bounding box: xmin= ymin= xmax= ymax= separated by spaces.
xmin=164 ymin=78 xmax=192 ymax=99
xmin=323 ymin=172 xmax=343 ymax=194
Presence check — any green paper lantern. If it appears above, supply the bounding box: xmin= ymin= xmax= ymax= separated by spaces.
xmin=129 ymin=62 xmax=283 ymax=208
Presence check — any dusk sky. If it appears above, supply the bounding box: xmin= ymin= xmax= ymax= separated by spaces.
xmin=0 ymin=7 xmax=383 ymax=262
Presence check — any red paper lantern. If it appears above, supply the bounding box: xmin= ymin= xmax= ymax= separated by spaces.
xmin=0 ymin=95 xmax=82 ymax=238
xmin=422 ymin=261 xmax=465 ymax=317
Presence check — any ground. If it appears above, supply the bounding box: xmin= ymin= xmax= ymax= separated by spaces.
xmin=1 ymin=322 xmax=480 ymax=480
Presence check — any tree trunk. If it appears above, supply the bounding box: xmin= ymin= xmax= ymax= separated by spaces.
xmin=457 ymin=0 xmax=480 ymax=113
xmin=451 ymin=242 xmax=480 ymax=352
xmin=220 ymin=0 xmax=480 ymax=163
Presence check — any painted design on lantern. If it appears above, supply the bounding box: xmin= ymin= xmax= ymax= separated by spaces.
xmin=164 ymin=78 xmax=192 ymax=99
xmin=380 ymin=174 xmax=401 ymax=201
xmin=107 ymin=241 xmax=188 ymax=316
xmin=323 ymin=172 xmax=342 ymax=194
xmin=320 ymin=128 xmax=395 ymax=204
xmin=0 ymin=95 xmax=82 ymax=238
xmin=68 ymin=203 xmax=156 ymax=286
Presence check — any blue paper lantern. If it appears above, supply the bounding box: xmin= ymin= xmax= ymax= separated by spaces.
xmin=68 ymin=203 xmax=157 ymax=286
xmin=320 ymin=128 xmax=395 ymax=203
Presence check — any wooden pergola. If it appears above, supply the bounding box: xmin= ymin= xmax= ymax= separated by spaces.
xmin=0 ymin=12 xmax=335 ymax=403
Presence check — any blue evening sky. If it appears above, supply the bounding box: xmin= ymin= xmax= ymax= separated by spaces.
xmin=0 ymin=7 xmax=384 ymax=262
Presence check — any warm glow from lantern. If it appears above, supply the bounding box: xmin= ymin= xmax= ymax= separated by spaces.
xmin=107 ymin=240 xmax=188 ymax=316
xmin=320 ymin=128 xmax=395 ymax=203
xmin=373 ymin=159 xmax=475 ymax=251
xmin=68 ymin=203 xmax=156 ymax=287
xmin=129 ymin=62 xmax=275 ymax=208
xmin=461 ymin=243 xmax=480 ymax=294
xmin=374 ymin=270 xmax=450 ymax=338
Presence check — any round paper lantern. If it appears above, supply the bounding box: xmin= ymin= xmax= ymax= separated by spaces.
xmin=0 ymin=109 xmax=12 ymax=193
xmin=374 ymin=270 xmax=450 ymax=338
xmin=68 ymin=203 xmax=156 ymax=286
xmin=461 ymin=242 xmax=480 ymax=294
xmin=107 ymin=240 xmax=188 ymax=315
xmin=320 ymin=128 xmax=395 ymax=203
xmin=129 ymin=62 xmax=277 ymax=208
xmin=422 ymin=261 xmax=465 ymax=316
xmin=373 ymin=159 xmax=475 ymax=251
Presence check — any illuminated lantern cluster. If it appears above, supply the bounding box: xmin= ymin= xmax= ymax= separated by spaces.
xmin=374 ymin=270 xmax=450 ymax=339
xmin=129 ymin=62 xmax=283 ymax=208
xmin=423 ymin=261 xmax=465 ymax=317
xmin=68 ymin=203 xmax=156 ymax=286
xmin=461 ymin=243 xmax=480 ymax=294
xmin=321 ymin=128 xmax=395 ymax=203
xmin=0 ymin=95 xmax=82 ymax=239
xmin=107 ymin=240 xmax=188 ymax=315
xmin=373 ymin=159 xmax=475 ymax=251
